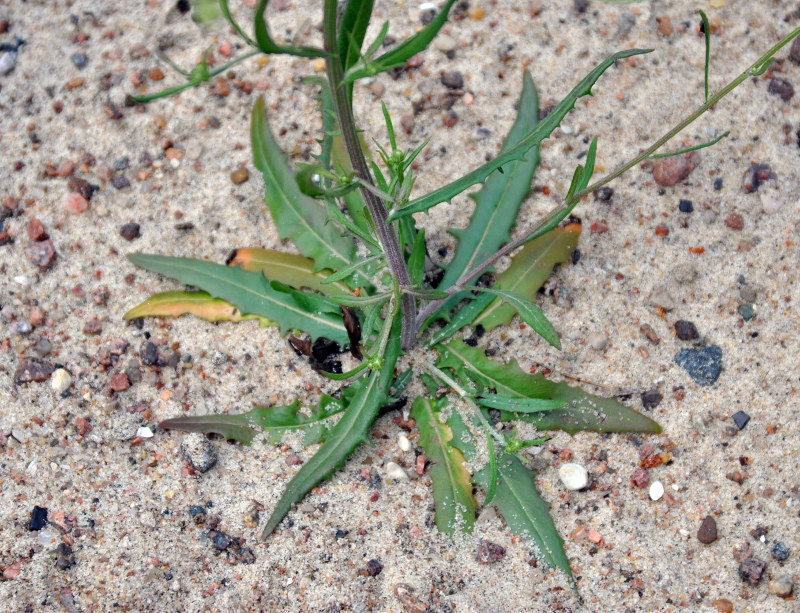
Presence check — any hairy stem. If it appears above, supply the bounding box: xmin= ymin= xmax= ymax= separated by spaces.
xmin=322 ymin=0 xmax=416 ymax=349
xmin=416 ymin=24 xmax=800 ymax=331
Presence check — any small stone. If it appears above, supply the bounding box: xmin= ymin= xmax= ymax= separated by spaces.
xmin=769 ymin=575 xmax=794 ymax=598
xmin=649 ymin=287 xmax=675 ymax=311
xmin=738 ymin=303 xmax=756 ymax=321
xmin=285 ymin=453 xmax=303 ymax=466
xmin=739 ymin=284 xmax=757 ymax=303
xmin=27 ymin=219 xmax=48 ymax=241
xmin=29 ymin=506 xmax=48 ymax=531
xmin=772 ymin=541 xmax=789 ymax=561
xmin=640 ymin=324 xmax=660 ymax=344
xmin=649 ymin=480 xmax=664 ymax=501
xmin=364 ymin=559 xmax=383 ymax=577
xmin=120 ymin=222 xmax=141 ymax=241
xmin=112 ymin=175 xmax=130 ymax=190
xmin=180 ymin=433 xmax=218 ymax=473
xmin=641 ymin=390 xmax=663 ymax=409
xmin=697 ymin=515 xmax=717 ymax=544
xmin=442 ymin=110 xmax=458 ymax=127
xmin=631 ymin=467 xmax=650 ymax=488
xmin=656 ymin=15 xmax=673 ymax=36
xmin=441 ymin=71 xmax=464 ymax=90
xmin=790 ymin=36 xmax=800 ymax=64
xmin=738 ymin=557 xmax=766 ymax=586
xmin=434 ymin=34 xmax=457 ymax=52
xmin=71 ymin=53 xmax=87 ymax=68
xmin=594 ymin=186 xmax=614 ymax=202
xmin=24 ymin=239 xmax=56 ymax=268
xmin=678 ymin=199 xmax=693 ymax=213
xmin=742 ymin=164 xmax=776 ymax=194
xmin=587 ymin=333 xmax=607 ymax=351
xmin=398 ymin=434 xmax=411 ymax=452
xmin=724 ymin=213 xmax=744 ymax=230
xmin=768 ymin=78 xmax=794 ymax=101
xmin=83 ymin=317 xmax=102 ymax=336
xmin=14 ymin=357 xmax=54 ymax=384
xmin=141 ymin=341 xmax=158 ymax=366
xmin=476 ymin=540 xmax=505 ymax=564
xmin=54 ymin=543 xmax=76 ymax=571
xmin=135 ymin=426 xmax=153 ymax=438
xmin=64 ymin=191 xmax=89 ymax=214
xmin=368 ymin=81 xmax=385 ymax=97
xmin=74 ymin=416 xmax=92 ymax=436
xmin=558 ymin=463 xmax=588 ymax=490
xmin=109 ymin=373 xmax=130 ymax=392
xmin=674 ymin=320 xmax=698 ymax=340
xmin=230 ymin=168 xmax=249 ymax=184
xmin=50 ymin=369 xmax=72 ymax=394
xmin=711 ymin=599 xmax=733 ymax=613
xmin=211 ymin=530 xmax=231 ymax=550
xmin=652 ymin=152 xmax=699 ymax=186
xmin=385 ymin=461 xmax=408 ymax=481
xmin=675 ymin=345 xmax=722 ymax=386
xmin=589 ymin=220 xmax=609 ymax=234
xmin=760 ymin=189 xmax=784 ymax=215
xmin=731 ymin=410 xmax=750 ymax=430
xmin=189 ymin=505 xmax=207 ymax=524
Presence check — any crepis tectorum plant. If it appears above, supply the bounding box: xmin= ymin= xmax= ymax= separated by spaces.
xmin=124 ymin=0 xmax=800 ymax=591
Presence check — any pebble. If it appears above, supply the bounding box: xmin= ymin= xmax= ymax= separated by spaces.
xmin=55 ymin=543 xmax=76 ymax=571
xmin=791 ymin=36 xmax=800 ymax=64
xmin=441 ymin=71 xmax=464 ymax=90
xmin=14 ymin=357 xmax=54 ymax=384
xmin=476 ymin=539 xmax=506 ymax=564
xmin=558 ymin=463 xmax=588 ymax=490
xmin=64 ymin=192 xmax=89 ymax=214
xmin=587 ymin=333 xmax=608 ymax=351
xmin=112 ymin=175 xmax=130 ymax=190
xmin=772 ymin=541 xmax=789 ymax=561
xmin=24 ymin=239 xmax=56 ymax=268
xmin=649 ymin=287 xmax=676 ymax=311
xmin=50 ymin=368 xmax=72 ymax=394
xmin=385 ymin=461 xmax=408 ymax=481
xmin=731 ymin=410 xmax=750 ymax=430
xmin=675 ymin=345 xmax=722 ymax=386
xmin=724 ymin=213 xmax=744 ymax=230
xmin=180 ymin=433 xmax=218 ymax=473
xmin=70 ymin=53 xmax=87 ymax=69
xmin=594 ymin=187 xmax=614 ymax=202
xmin=768 ymin=78 xmax=794 ymax=101
xmin=641 ymin=390 xmax=663 ymax=409
xmin=674 ymin=320 xmax=698 ymax=340
xmin=678 ymin=199 xmax=693 ymax=213
xmin=231 ymin=168 xmax=249 ymax=184
xmin=697 ymin=515 xmax=718 ymax=544
xmin=0 ymin=37 xmax=22 ymax=75
xmin=742 ymin=164 xmax=776 ymax=194
xmin=649 ymin=481 xmax=664 ymax=501
xmin=27 ymin=219 xmax=48 ymax=241
xmin=141 ymin=341 xmax=158 ymax=366
xmin=711 ymin=599 xmax=733 ymax=613
xmin=631 ymin=467 xmax=650 ymax=488
xmin=739 ymin=284 xmax=757 ymax=303
xmin=760 ymin=188 xmax=784 ymax=214
xmin=652 ymin=153 xmax=699 ymax=186
xmin=398 ymin=434 xmax=411 ymax=452
xmin=434 ymin=34 xmax=457 ymax=52
xmin=738 ymin=303 xmax=756 ymax=321
xmin=109 ymin=372 xmax=130 ymax=392
xmin=369 ymin=81 xmax=384 ymax=97
xmin=29 ymin=505 xmax=48 ymax=531
xmin=768 ymin=575 xmax=793 ymax=598
xmin=120 ymin=222 xmax=140 ymax=241
xmin=136 ymin=426 xmax=154 ymax=438
xmin=738 ymin=557 xmax=766 ymax=585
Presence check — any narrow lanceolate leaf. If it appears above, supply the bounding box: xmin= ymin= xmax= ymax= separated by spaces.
xmin=252 ymin=97 xmax=355 ymax=273
xmin=227 ymin=248 xmax=350 ymax=295
xmin=440 ymin=71 xmax=540 ymax=289
xmin=464 ymin=286 xmax=560 ymax=349
xmin=387 ymin=48 xmax=652 ymax=220
xmin=123 ymin=290 xmax=272 ymax=326
xmin=262 ymin=317 xmax=402 ymax=537
xmin=338 ymin=0 xmax=375 ymax=72
xmin=128 ymin=254 xmax=349 ymax=345
xmin=411 ymin=396 xmax=476 ymax=535
xmin=436 ymin=340 xmax=661 ymax=435
xmin=252 ymin=0 xmax=327 ymax=58
xmin=474 ymin=224 xmax=580 ymax=332
xmin=158 ymin=395 xmax=345 ymax=446
xmin=475 ymin=454 xmax=575 ymax=590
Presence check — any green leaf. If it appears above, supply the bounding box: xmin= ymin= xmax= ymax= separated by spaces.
xmin=344 ymin=0 xmax=458 ymax=83
xmin=128 ymin=254 xmax=349 ymax=345
xmin=252 ymin=0 xmax=327 ymax=58
xmin=227 ymin=248 xmax=351 ymax=295
xmin=262 ymin=316 xmax=402 ymax=537
xmin=440 ymin=72 xmax=540 ymax=289
xmin=475 ymin=454 xmax=575 ymax=589
xmin=158 ymin=395 xmax=345 ymax=446
xmin=407 ymin=229 xmax=426 ymax=286
xmin=426 ymin=293 xmax=493 ymax=347
xmin=410 ymin=396 xmax=476 ymax=534
xmin=436 ymin=340 xmax=662 ymax=435
xmin=252 ymin=96 xmax=356 ymax=273
xmin=387 ymin=48 xmax=652 ymax=220
xmin=474 ymin=225 xmax=580 ymax=331
xmin=339 ymin=0 xmax=375 ymax=72
xmin=123 ymin=290 xmax=272 ymax=326
xmin=475 ymin=395 xmax=565 ymax=413
xmin=463 ymin=286 xmax=560 ymax=349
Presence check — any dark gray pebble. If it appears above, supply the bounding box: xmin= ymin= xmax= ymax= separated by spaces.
xmin=29 ymin=505 xmax=48 ymax=531
xmin=738 ymin=557 xmax=766 ymax=585
xmin=674 ymin=320 xmax=698 ymax=340
xmin=594 ymin=186 xmax=614 ymax=202
xmin=731 ymin=411 xmax=750 ymax=430
xmin=441 ymin=71 xmax=464 ymax=90
xmin=675 ymin=345 xmax=722 ymax=386
xmin=112 ymin=175 xmax=130 ymax=190
xmin=365 ymin=559 xmax=383 ymax=577
xmin=772 ymin=541 xmax=789 ymax=561
xmin=14 ymin=357 xmax=54 ymax=384
xmin=768 ymin=79 xmax=794 ymax=102
xmin=476 ymin=539 xmax=506 ymax=564
xmin=55 ymin=543 xmax=76 ymax=570
xmin=738 ymin=303 xmax=755 ymax=321
xmin=678 ymin=199 xmax=693 ymax=212
xmin=743 ymin=164 xmax=776 ymax=194
xmin=641 ymin=390 xmax=663 ymax=409
xmin=70 ymin=53 xmax=87 ymax=69
xmin=141 ymin=341 xmax=158 ymax=366
xmin=120 ymin=222 xmax=140 ymax=241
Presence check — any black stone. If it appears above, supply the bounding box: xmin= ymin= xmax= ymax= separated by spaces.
xmin=594 ymin=186 xmax=614 ymax=202
xmin=119 ymin=222 xmax=140 ymax=241
xmin=441 ymin=71 xmax=464 ymax=90
xmin=678 ymin=199 xmax=694 ymax=212
xmin=211 ymin=531 xmax=231 ymax=550
xmin=713 ymin=178 xmax=723 ymax=191
xmin=674 ymin=320 xmax=698 ymax=340
xmin=29 ymin=505 xmax=48 ymax=531
xmin=772 ymin=541 xmax=790 ymax=561
xmin=55 ymin=543 xmax=76 ymax=570
xmin=675 ymin=345 xmax=722 ymax=386
xmin=641 ymin=390 xmax=663 ymax=409
xmin=141 ymin=341 xmax=158 ymax=366
xmin=731 ymin=410 xmax=750 ymax=430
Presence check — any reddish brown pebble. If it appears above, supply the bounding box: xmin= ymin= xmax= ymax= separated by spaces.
xmin=24 ymin=240 xmax=56 ymax=268
xmin=697 ymin=515 xmax=717 ymax=544
xmin=726 ymin=470 xmax=746 ymax=484
xmin=712 ymin=599 xmax=733 ymax=613
xmin=640 ymin=324 xmax=660 ymax=344
xmin=75 ymin=417 xmax=92 ymax=436
xmin=83 ymin=317 xmax=102 ymax=336
xmin=120 ymin=223 xmax=140 ymax=241
xmin=631 ymin=467 xmax=650 ymax=488
xmin=415 ymin=454 xmax=426 ymax=475
xmin=654 ymin=223 xmax=669 ymax=237
xmin=149 ymin=67 xmax=165 ymax=81
xmin=29 ymin=306 xmax=44 ymax=327
xmin=791 ymin=36 xmax=800 ymax=64
xmin=67 ymin=176 xmax=94 ymax=200
xmin=652 ymin=152 xmax=699 ymax=186
xmin=91 ymin=286 xmax=110 ymax=306
xmin=2 ymin=562 xmax=21 ymax=581
xmin=58 ymin=161 xmax=75 ymax=177
xmin=476 ymin=540 xmax=506 ymax=564
xmin=590 ymin=221 xmax=609 ymax=234
xmin=725 ymin=213 xmax=744 ymax=230
xmin=230 ymin=168 xmax=249 ymax=185
xmin=768 ymin=79 xmax=794 ymax=101
xmin=27 ymin=219 xmax=48 ymax=241
xmin=286 ymin=453 xmax=303 ymax=466
xmin=400 ymin=115 xmax=415 ymax=134
xmin=2 ymin=196 xmax=18 ymax=211
xmin=64 ymin=192 xmax=89 ymax=214
xmin=14 ymin=358 xmax=55 ymax=384
xmin=165 ymin=147 xmax=183 ymax=161
xmin=656 ymin=16 xmax=673 ymax=36
xmin=443 ymin=111 xmax=458 ymax=127
xmin=109 ymin=373 xmax=130 ymax=392
xmin=65 ymin=77 xmax=85 ymax=90
xmin=212 ymin=77 xmax=231 ymax=97
xmin=0 ymin=231 xmax=12 ymax=246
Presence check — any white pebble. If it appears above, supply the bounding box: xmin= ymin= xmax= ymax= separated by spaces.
xmin=649 ymin=480 xmax=664 ymax=501
xmin=558 ymin=463 xmax=588 ymax=490
xmin=398 ymin=434 xmax=411 ymax=452
xmin=136 ymin=426 xmax=154 ymax=438
xmin=385 ymin=461 xmax=408 ymax=481
xmin=38 ymin=529 xmax=59 ymax=547
xmin=50 ymin=368 xmax=72 ymax=394
xmin=760 ymin=188 xmax=785 ymax=215
xmin=434 ymin=34 xmax=457 ymax=52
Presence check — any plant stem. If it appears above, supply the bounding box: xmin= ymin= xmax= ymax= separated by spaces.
xmin=322 ymin=0 xmax=417 ymax=350
xmin=416 ymin=24 xmax=800 ymax=331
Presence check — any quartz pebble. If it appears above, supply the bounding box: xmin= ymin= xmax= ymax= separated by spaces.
xmin=649 ymin=481 xmax=664 ymax=501
xmin=558 ymin=463 xmax=588 ymax=490
xmin=50 ymin=368 xmax=72 ymax=394
xmin=385 ymin=461 xmax=408 ymax=481
xmin=136 ymin=426 xmax=153 ymax=438
xmin=760 ymin=188 xmax=784 ymax=215
xmin=398 ymin=434 xmax=411 ymax=452
xmin=180 ymin=433 xmax=217 ymax=473
xmin=768 ymin=575 xmax=793 ymax=598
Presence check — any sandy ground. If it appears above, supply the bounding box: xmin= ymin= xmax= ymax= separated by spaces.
xmin=1 ymin=0 xmax=799 ymax=611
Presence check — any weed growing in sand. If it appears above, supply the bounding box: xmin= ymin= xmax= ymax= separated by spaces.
xmin=125 ymin=0 xmax=800 ymax=590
